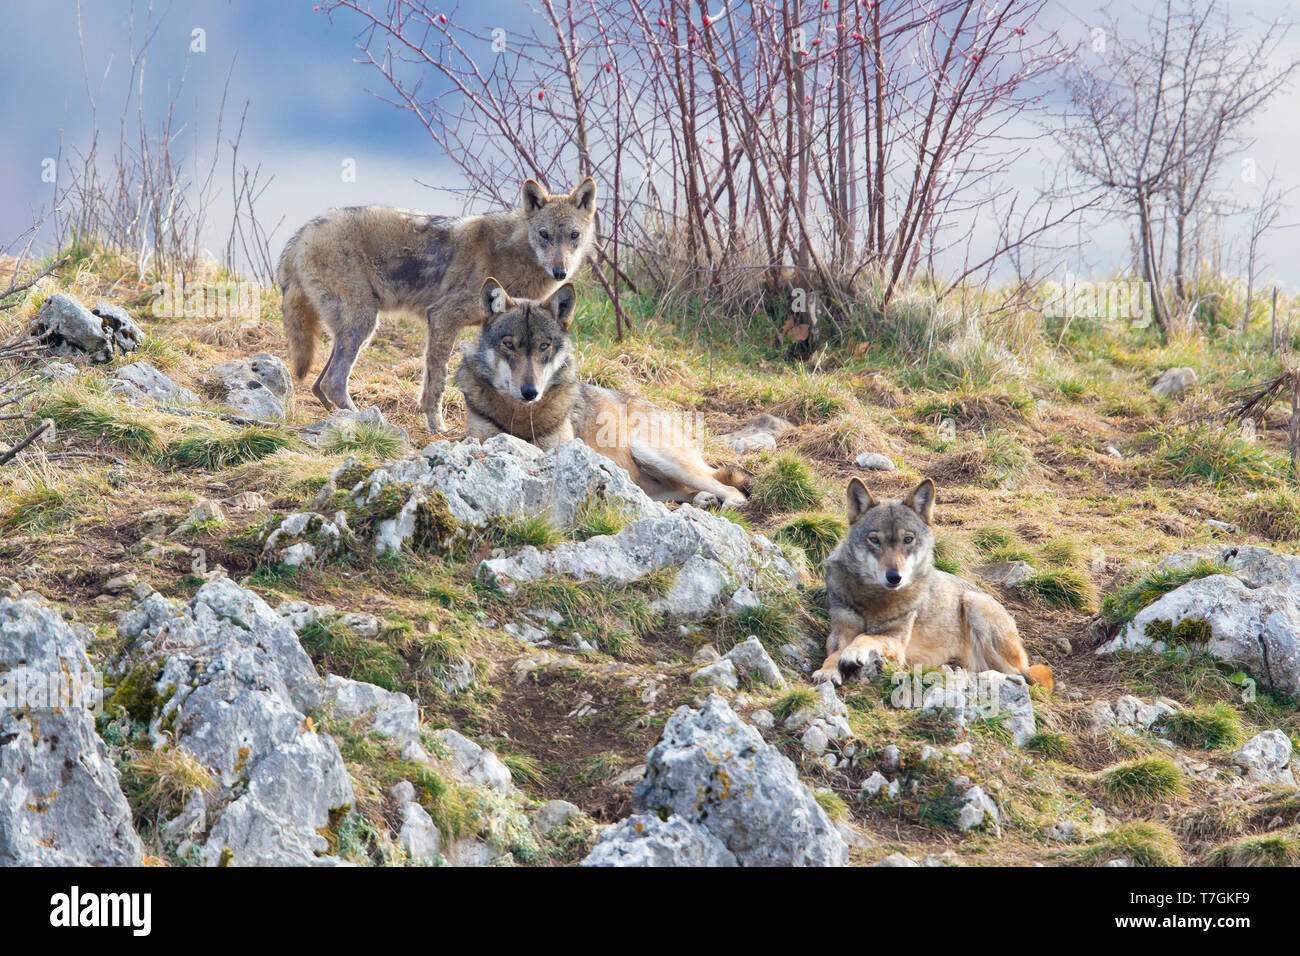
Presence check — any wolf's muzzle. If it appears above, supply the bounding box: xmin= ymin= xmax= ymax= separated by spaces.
xmin=520 ymin=385 xmax=540 ymax=402
xmin=884 ymin=570 xmax=902 ymax=587
xmin=551 ymin=268 xmax=567 ymax=280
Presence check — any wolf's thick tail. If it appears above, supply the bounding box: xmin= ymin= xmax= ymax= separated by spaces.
xmin=281 ymin=278 xmax=322 ymax=381
xmin=1024 ymin=664 xmax=1055 ymax=694
xmin=713 ymin=463 xmax=753 ymax=495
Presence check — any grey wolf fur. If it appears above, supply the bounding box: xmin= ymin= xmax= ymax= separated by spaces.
xmin=814 ymin=476 xmax=1054 ymax=691
xmin=277 ymin=178 xmax=597 ymax=431
xmin=456 ymin=278 xmax=749 ymax=507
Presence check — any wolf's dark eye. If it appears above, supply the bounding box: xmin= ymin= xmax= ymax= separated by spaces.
xmin=538 ymin=341 xmax=551 ymax=352
xmin=569 ymin=230 xmax=580 ymax=240
xmin=502 ymin=338 xmax=516 ymax=352
xmin=867 ymin=533 xmax=881 ymax=546
xmin=539 ymin=229 xmax=551 ymax=241
xmin=903 ymin=535 xmax=914 ymax=545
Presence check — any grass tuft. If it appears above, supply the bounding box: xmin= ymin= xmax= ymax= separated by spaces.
xmin=748 ymin=453 xmax=825 ymax=513
xmin=166 ymin=426 xmax=295 ymax=469
xmin=1074 ymin=821 xmax=1183 ymax=867
xmin=1158 ymin=703 xmax=1242 ymax=750
xmin=1101 ymin=559 xmax=1229 ymax=628
xmin=1099 ymin=756 xmax=1185 ymax=806
xmin=772 ymin=512 xmax=846 ymax=565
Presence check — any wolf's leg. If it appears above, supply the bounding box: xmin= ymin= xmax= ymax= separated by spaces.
xmin=421 ymin=307 xmax=467 ymax=432
xmin=314 ymin=300 xmax=377 ymax=412
xmin=960 ymin=592 xmax=1030 ymax=674
xmin=630 ymin=440 xmax=746 ymax=508
xmin=839 ymin=634 xmax=908 ymax=677
xmin=813 ymin=607 xmax=865 ymax=685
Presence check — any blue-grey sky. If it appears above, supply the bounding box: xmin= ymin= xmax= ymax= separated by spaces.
xmin=2 ymin=0 xmax=1297 ymax=286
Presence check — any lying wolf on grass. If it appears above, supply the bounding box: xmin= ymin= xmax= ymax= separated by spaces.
xmin=456 ymin=278 xmax=750 ymax=508
xmin=814 ymin=476 xmax=1054 ymax=691
xmin=278 ymin=178 xmax=597 ymax=432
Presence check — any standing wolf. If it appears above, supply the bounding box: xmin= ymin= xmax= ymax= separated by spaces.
xmin=277 ymin=178 xmax=597 ymax=431
xmin=456 ymin=278 xmax=750 ymax=507
xmin=814 ymin=476 xmax=1053 ymax=691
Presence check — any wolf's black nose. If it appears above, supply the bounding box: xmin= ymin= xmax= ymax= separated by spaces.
xmin=551 ymin=268 xmax=567 ymax=280
xmin=521 ymin=385 xmax=539 ymax=401
xmin=885 ymin=570 xmax=902 ymax=587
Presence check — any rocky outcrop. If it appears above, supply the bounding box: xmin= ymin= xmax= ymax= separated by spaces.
xmin=111 ymin=361 xmax=201 ymax=405
xmin=201 ymin=353 xmax=293 ymax=420
xmin=480 ymin=504 xmax=798 ymax=619
xmin=582 ymin=813 xmax=738 ymax=866
xmin=28 ymin=293 xmax=142 ymax=362
xmin=1098 ymin=545 xmax=1300 ymax=698
xmin=325 ymin=435 xmax=798 ymax=621
xmin=0 ymin=599 xmax=143 ymax=865
xmin=622 ymin=695 xmax=848 ymax=866
xmin=115 ymin=579 xmax=353 ymax=865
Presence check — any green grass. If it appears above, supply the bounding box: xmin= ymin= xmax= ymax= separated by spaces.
xmin=1158 ymin=703 xmax=1242 ymax=750
xmin=39 ymin=384 xmax=166 ymax=457
xmin=504 ymin=574 xmax=665 ymax=657
xmin=771 ymin=688 xmax=817 ymax=723
xmin=1101 ymin=559 xmax=1230 ymax=628
xmin=1208 ymin=832 xmax=1300 ymax=866
xmin=1148 ymin=425 xmax=1284 ymax=488
xmin=489 ymin=514 xmax=563 ymax=550
xmin=1022 ymin=567 xmax=1095 ymax=611
xmin=1024 ymin=731 xmax=1073 ymax=760
xmin=1099 ymin=756 xmax=1186 ymax=806
xmin=166 ymin=426 xmax=296 ymax=469
xmin=572 ymin=496 xmax=637 ymax=540
xmin=1074 ymin=821 xmax=1183 ymax=867
xmin=1232 ymin=488 xmax=1300 ymax=541
xmin=814 ymin=791 xmax=849 ymax=821
xmin=323 ymin=422 xmax=406 ymax=459
xmin=772 ymin=513 xmax=846 ymax=565
xmin=0 ymin=472 xmax=111 ymax=532
xmin=748 ymin=453 xmax=825 ymax=513
xmin=980 ymin=428 xmax=1032 ymax=489
xmin=299 ymin=617 xmax=405 ymax=692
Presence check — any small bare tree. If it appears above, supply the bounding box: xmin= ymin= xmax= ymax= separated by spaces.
xmin=1054 ymin=0 xmax=1297 ymax=339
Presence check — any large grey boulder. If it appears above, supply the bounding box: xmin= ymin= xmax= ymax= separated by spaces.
xmin=334 ymin=435 xmax=797 ymax=621
xmin=431 ymin=728 xmax=512 ymax=793
xmin=111 ymin=361 xmax=201 ymax=405
xmin=202 ymin=353 xmax=292 ymax=420
xmin=341 ymin=434 xmax=662 ymax=547
xmin=1151 ymin=366 xmax=1197 ymax=398
xmin=480 ymin=501 xmax=798 ymax=620
xmin=322 ymin=674 xmax=420 ymax=745
xmin=630 ymin=695 xmax=847 ymax=866
xmin=1232 ymin=730 xmax=1294 ymax=785
xmin=0 ymin=599 xmax=143 ymax=865
xmin=582 ymin=813 xmax=738 ymax=866
xmin=115 ymin=579 xmax=352 ymax=866
xmin=1098 ymin=545 xmax=1300 ymax=698
xmin=27 ymin=293 xmax=142 ymax=362
xmin=716 ymin=414 xmax=792 ymax=455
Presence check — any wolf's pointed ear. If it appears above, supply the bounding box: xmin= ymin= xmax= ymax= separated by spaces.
xmin=522 ymin=179 xmax=548 ymax=212
xmin=547 ymin=283 xmax=577 ymax=329
xmin=481 ymin=277 xmax=511 ymax=317
xmin=904 ymin=478 xmax=936 ymax=524
xmin=846 ymin=476 xmax=876 ymax=525
xmin=570 ymin=177 xmax=597 ymax=213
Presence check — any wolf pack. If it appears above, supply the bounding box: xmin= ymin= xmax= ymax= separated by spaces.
xmin=277 ymin=178 xmax=1053 ymax=694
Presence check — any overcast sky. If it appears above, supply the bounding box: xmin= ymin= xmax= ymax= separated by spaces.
xmin=2 ymin=0 xmax=1297 ymax=287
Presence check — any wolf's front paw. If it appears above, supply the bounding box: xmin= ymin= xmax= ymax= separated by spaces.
xmin=838 ymin=644 xmax=883 ymax=681
xmin=692 ymin=491 xmax=721 ymax=509
xmin=425 ymin=411 xmax=449 ymax=433
xmin=811 ymin=663 xmax=843 ymax=686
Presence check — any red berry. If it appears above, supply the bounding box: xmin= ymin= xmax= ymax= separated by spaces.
xmin=437 ymin=13 xmax=446 ymax=23
xmin=658 ymin=17 xmax=667 ymax=27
